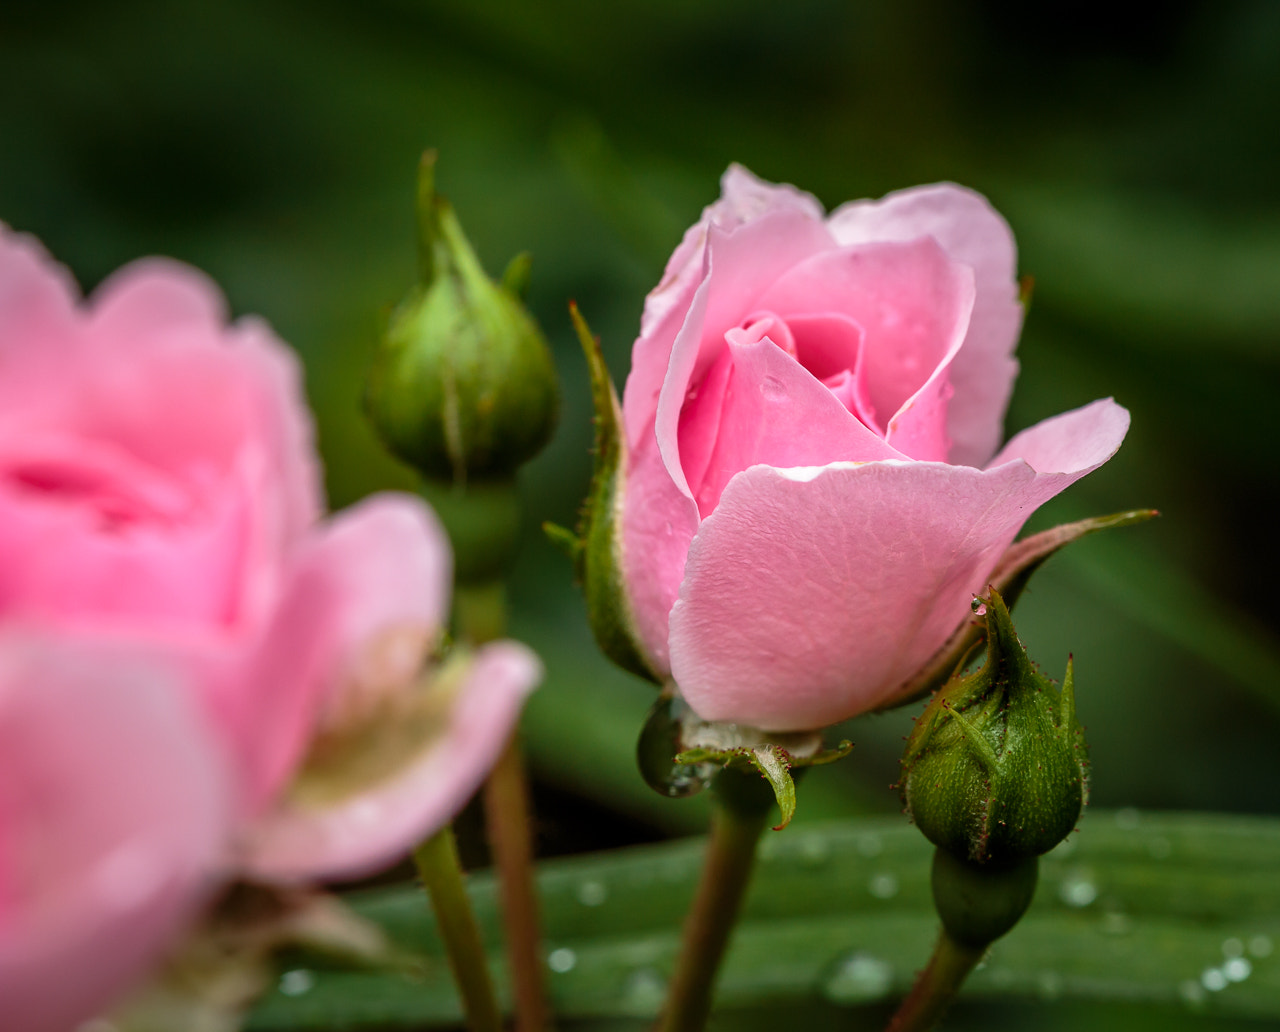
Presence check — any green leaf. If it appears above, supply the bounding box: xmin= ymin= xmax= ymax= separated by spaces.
xmin=247 ymin=811 xmax=1280 ymax=1029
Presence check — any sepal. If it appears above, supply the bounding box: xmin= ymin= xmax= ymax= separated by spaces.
xmin=365 ymin=151 xmax=559 ymax=485
xmin=563 ymin=303 xmax=661 ymax=682
xmin=879 ymin=508 xmax=1156 ymax=712
xmin=899 ymin=588 xmax=1086 ymax=866
xmin=636 ymin=688 xmax=852 ymax=829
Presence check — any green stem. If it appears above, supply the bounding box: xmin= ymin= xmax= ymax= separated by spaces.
xmin=456 ymin=579 xmax=550 ymax=1032
xmin=656 ymin=770 xmax=774 ymax=1032
xmin=413 ymin=827 xmax=503 ymax=1032
xmin=883 ymin=928 xmax=983 ymax=1032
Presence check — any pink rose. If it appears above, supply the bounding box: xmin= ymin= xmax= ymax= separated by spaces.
xmin=617 ymin=166 xmax=1129 ymax=731
xmin=0 ymin=226 xmax=541 ymax=1028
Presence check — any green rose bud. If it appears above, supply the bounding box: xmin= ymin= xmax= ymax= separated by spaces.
xmin=365 ymin=151 xmax=559 ymax=487
xmin=899 ymin=588 xmax=1087 ymax=867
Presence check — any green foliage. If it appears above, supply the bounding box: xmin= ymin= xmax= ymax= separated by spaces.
xmin=247 ymin=812 xmax=1280 ymax=1029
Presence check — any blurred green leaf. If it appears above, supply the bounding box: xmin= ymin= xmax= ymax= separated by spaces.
xmin=247 ymin=811 xmax=1280 ymax=1029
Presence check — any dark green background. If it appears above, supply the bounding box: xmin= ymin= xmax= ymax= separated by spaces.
xmin=3 ymin=1 xmax=1279 ymax=1025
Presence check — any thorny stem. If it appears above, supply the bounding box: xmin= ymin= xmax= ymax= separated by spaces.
xmin=656 ymin=768 xmax=774 ymax=1032
xmin=883 ymin=927 xmax=984 ymax=1032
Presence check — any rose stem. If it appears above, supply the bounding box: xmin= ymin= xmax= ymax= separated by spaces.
xmin=657 ymin=767 xmax=775 ymax=1032
xmin=413 ymin=826 xmax=504 ymax=1032
xmin=883 ymin=928 xmax=983 ymax=1032
xmin=457 ymin=579 xmax=550 ymax=1032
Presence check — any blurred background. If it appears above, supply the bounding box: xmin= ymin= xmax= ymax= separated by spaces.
xmin=3 ymin=0 xmax=1279 ymax=1027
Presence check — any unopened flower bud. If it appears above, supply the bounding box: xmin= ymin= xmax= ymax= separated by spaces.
xmin=899 ymin=588 xmax=1086 ymax=867
xmin=365 ymin=151 xmax=559 ymax=486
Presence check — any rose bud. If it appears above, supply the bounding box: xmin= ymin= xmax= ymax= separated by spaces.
xmin=365 ymin=151 xmax=559 ymax=489
xmin=576 ymin=165 xmax=1128 ymax=731
xmin=898 ymin=588 xmax=1086 ymax=867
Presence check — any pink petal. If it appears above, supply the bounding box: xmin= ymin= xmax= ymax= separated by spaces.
xmin=755 ymin=238 xmax=975 ymax=461
xmin=619 ymin=433 xmax=701 ymax=673
xmin=989 ymin=397 xmax=1131 ymax=481
xmin=687 ymin=334 xmax=901 ymax=516
xmin=242 ymin=641 xmax=541 ymax=883
xmin=0 ymin=226 xmax=80 ymax=368
xmin=298 ymin=493 xmax=452 ymax=725
xmin=668 ymin=409 xmax=1127 ymax=731
xmin=628 ymin=166 xmax=827 ymax=446
xmin=827 ymin=184 xmax=1022 ymax=467
xmin=0 ymin=634 xmax=227 ymax=1032
xmin=653 ymin=210 xmax=837 ymax=496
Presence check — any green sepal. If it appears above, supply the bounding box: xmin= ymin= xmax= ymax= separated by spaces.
xmin=568 ymin=303 xmax=660 ymax=683
xmin=364 ymin=151 xmax=559 ymax=485
xmin=899 ymin=588 xmax=1087 ymax=866
xmin=879 ymin=508 xmax=1157 ymax=713
xmin=677 ymin=739 xmax=853 ymax=831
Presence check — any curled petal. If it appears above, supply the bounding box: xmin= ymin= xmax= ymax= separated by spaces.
xmin=669 ymin=399 xmax=1129 ymax=731
xmin=241 ymin=641 xmax=542 ymax=883
xmin=827 ymin=184 xmax=1023 ymax=467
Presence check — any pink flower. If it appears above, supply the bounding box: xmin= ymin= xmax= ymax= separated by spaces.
xmin=0 ymin=226 xmax=541 ymax=1028
xmin=617 ymin=166 xmax=1129 ymax=731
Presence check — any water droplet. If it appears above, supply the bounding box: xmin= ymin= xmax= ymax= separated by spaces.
xmin=1224 ymin=957 xmax=1252 ymax=982
xmin=1179 ymin=978 xmax=1207 ymax=1008
xmin=822 ymin=952 xmax=894 ymax=1003
xmin=1058 ymin=870 xmax=1098 ymax=908
xmin=1102 ymin=911 xmax=1133 ymax=936
xmin=798 ymin=834 xmax=831 ymax=867
xmin=279 ymin=969 xmax=316 ymax=997
xmin=636 ymin=695 xmax=715 ymax=799
xmin=760 ymin=375 xmax=787 ymax=401
xmin=1249 ymin=935 xmax=1273 ymax=958
xmin=1222 ymin=937 xmax=1245 ymax=959
xmin=1201 ymin=967 xmax=1228 ymax=992
xmin=576 ymin=880 xmax=607 ymax=907
xmin=868 ymin=873 xmax=899 ymax=899
xmin=1114 ymin=807 xmax=1141 ymax=830
xmin=855 ymin=833 xmax=883 ymax=858
xmin=548 ymin=948 xmax=577 ymax=973
xmin=1036 ymin=971 xmax=1063 ymax=999
xmin=621 ymin=967 xmax=668 ymax=1014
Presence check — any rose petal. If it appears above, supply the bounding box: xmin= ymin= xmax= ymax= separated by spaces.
xmin=689 ymin=333 xmax=901 ymax=516
xmin=0 ymin=634 xmax=227 ymax=1032
xmin=298 ymin=493 xmax=452 ymax=724
xmin=668 ymin=407 xmax=1128 ymax=731
xmin=0 ymin=226 xmax=79 ymax=370
xmin=652 ymin=209 xmax=837 ymax=496
xmin=619 ymin=433 xmax=701 ymax=672
xmin=827 ymin=184 xmax=1023 ymax=467
xmin=629 ymin=166 xmax=827 ymax=443
xmin=755 ymin=237 xmax=975 ymax=461
xmin=241 ymin=641 xmax=541 ymax=883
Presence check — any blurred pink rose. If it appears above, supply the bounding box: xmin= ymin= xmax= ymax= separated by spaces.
xmin=618 ymin=166 xmax=1129 ymax=731
xmin=0 ymin=226 xmax=540 ymax=1028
